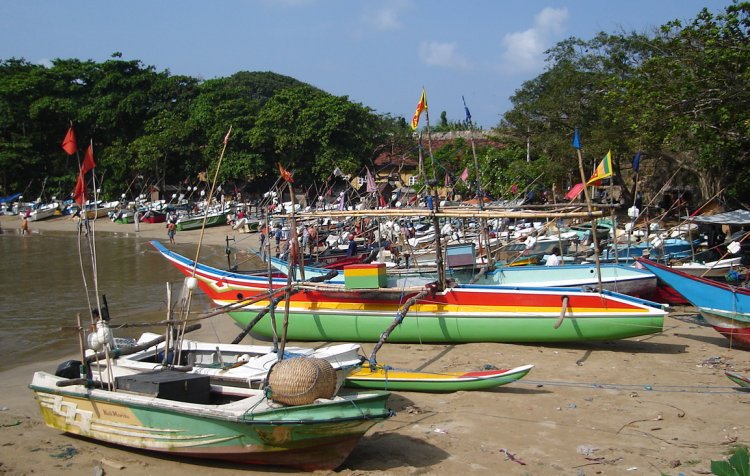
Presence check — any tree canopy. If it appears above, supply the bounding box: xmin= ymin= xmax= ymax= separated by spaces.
xmin=1 ymin=2 xmax=747 ymax=207
xmin=499 ymin=1 xmax=750 ymax=206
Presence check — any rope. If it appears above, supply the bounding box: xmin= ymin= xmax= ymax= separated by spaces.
xmin=518 ymin=379 xmax=742 ymax=395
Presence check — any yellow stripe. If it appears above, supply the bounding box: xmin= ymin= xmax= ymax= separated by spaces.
xmin=344 ymin=268 xmax=385 ymax=277
xmin=218 ymin=299 xmax=646 ymax=315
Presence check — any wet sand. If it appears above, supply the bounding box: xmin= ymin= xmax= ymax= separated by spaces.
xmin=1 ymin=214 xmax=749 ymax=475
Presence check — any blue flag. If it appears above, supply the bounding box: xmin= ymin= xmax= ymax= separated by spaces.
xmin=462 ymin=96 xmax=472 ymax=126
xmin=632 ymin=151 xmax=641 ymax=174
xmin=572 ymin=128 xmax=581 ymax=150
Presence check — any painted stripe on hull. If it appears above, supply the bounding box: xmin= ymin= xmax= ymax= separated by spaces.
xmin=345 ymin=364 xmax=533 ymax=392
xmin=151 ymin=241 xmax=665 ymax=343
xmin=228 ymin=309 xmax=663 ymax=343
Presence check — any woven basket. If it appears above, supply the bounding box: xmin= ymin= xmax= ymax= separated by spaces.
xmin=267 ymin=357 xmax=337 ymax=406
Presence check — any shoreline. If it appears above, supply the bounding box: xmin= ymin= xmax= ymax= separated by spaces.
xmin=1 ymin=214 xmax=750 ymax=475
xmin=0 ymin=213 xmax=261 ymax=250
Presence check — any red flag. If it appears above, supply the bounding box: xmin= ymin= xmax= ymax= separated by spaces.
xmin=61 ymin=126 xmax=77 ymax=155
xmin=379 ymin=193 xmax=387 ymax=208
xmin=565 ymin=182 xmax=585 ymax=200
xmin=278 ymin=163 xmax=294 ymax=183
xmin=460 ymin=167 xmax=469 ymax=182
xmin=81 ymin=144 xmax=96 ymax=174
xmin=73 ymin=172 xmax=87 ymax=206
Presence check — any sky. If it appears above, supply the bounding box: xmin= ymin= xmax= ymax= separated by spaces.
xmin=0 ymin=0 xmax=735 ymax=129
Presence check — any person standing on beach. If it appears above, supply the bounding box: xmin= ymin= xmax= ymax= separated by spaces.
xmin=133 ymin=206 xmax=140 ymax=232
xmin=166 ymin=220 xmax=176 ymax=244
xmin=20 ymin=213 xmax=29 ymax=235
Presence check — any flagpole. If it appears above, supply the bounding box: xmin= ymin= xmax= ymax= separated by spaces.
xmin=423 ymin=102 xmax=436 ymax=182
xmin=465 ymin=104 xmax=493 ymax=268
xmin=573 ymin=129 xmax=603 ymax=292
xmin=192 ymin=126 xmax=231 ymax=273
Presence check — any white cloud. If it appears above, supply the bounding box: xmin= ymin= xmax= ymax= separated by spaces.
xmin=418 ymin=41 xmax=470 ymax=70
xmin=500 ymin=7 xmax=569 ymax=73
xmin=263 ymin=0 xmax=317 ymax=6
xmin=362 ymin=0 xmax=410 ymax=31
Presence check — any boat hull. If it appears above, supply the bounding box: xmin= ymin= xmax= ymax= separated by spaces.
xmin=725 ymin=371 xmax=750 ymax=388
xmin=638 ymin=258 xmax=750 ymax=348
xmin=698 ymin=308 xmax=750 ymax=349
xmin=345 ymin=364 xmax=533 ymax=392
xmin=227 ymin=306 xmax=664 ymax=343
xmin=152 ymin=241 xmax=666 ymax=343
xmin=31 ymin=372 xmax=390 ymax=471
xmin=176 ymin=214 xmax=227 ymax=231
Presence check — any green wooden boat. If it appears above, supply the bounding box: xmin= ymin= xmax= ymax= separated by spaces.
xmin=30 ymin=369 xmax=391 ymax=471
xmin=152 ymin=240 xmax=667 ymax=344
xmin=176 ymin=212 xmax=227 ymax=231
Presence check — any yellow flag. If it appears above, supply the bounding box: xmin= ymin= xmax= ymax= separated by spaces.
xmin=587 ymin=150 xmax=613 ymax=186
xmin=410 ymin=89 xmax=428 ymax=130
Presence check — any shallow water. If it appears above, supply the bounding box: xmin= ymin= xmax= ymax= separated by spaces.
xmin=0 ymin=228 xmax=231 ymax=372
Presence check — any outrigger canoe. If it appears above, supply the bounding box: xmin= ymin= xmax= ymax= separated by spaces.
xmin=345 ymin=364 xmax=534 ymax=392
xmin=151 ymin=241 xmax=666 ymax=344
xmin=725 ymin=370 xmax=750 ymax=389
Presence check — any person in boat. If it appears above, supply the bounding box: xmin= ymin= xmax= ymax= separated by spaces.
xmin=346 ymin=233 xmax=358 ymax=257
xmin=301 ymin=225 xmax=310 ymax=254
xmin=307 ymin=224 xmax=318 ymax=254
xmin=546 ymin=247 xmax=562 ymax=266
xmin=274 ymin=223 xmax=283 ymax=256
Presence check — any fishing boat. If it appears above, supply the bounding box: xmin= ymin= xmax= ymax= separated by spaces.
xmin=30 ymin=368 xmax=391 ymax=470
xmin=92 ymin=331 xmax=364 ymax=394
xmin=636 ymin=258 xmax=750 ymax=348
xmin=176 ymin=210 xmax=228 ymax=231
xmin=140 ymin=209 xmax=167 ymax=224
xmin=85 ymin=200 xmax=121 ymax=219
xmin=669 ymin=257 xmax=745 ymax=278
xmin=599 ymin=237 xmax=700 ymax=262
xmin=345 ymin=363 xmax=534 ymax=392
xmin=152 ymin=240 xmax=666 ymax=344
xmin=725 ymin=370 xmax=750 ymax=388
xmin=266 ymin=254 xmax=657 ymax=297
xmin=26 ymin=201 xmax=60 ymax=221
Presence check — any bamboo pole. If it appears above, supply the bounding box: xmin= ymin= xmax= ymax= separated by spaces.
xmin=286 ymin=208 xmax=603 ymax=220
xmin=574 ymin=138 xmax=603 ymax=292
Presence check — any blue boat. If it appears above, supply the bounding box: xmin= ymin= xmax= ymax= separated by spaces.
xmin=266 ymin=254 xmax=657 ymax=297
xmin=636 ymin=258 xmax=750 ymax=348
xmin=599 ymin=238 xmax=700 ymax=262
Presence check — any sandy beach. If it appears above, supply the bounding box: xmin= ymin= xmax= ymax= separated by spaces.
xmin=1 ymin=214 xmax=749 ymax=475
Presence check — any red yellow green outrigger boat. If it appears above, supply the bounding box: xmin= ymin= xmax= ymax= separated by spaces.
xmin=151 ymin=241 xmax=666 ymax=343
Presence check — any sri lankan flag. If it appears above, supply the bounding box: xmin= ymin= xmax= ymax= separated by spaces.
xmin=587 ymin=150 xmax=613 ymax=186
xmin=410 ymin=89 xmax=428 ymax=130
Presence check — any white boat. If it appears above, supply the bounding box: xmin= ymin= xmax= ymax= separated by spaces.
xmin=669 ymin=257 xmax=745 ymax=278
xmin=90 ymin=332 xmax=364 ymax=395
xmin=26 ymin=202 xmax=60 ymax=221
xmin=85 ymin=200 xmax=121 ymax=219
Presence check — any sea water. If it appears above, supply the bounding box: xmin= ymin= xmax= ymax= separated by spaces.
xmin=0 ymin=228 xmax=225 ymax=371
